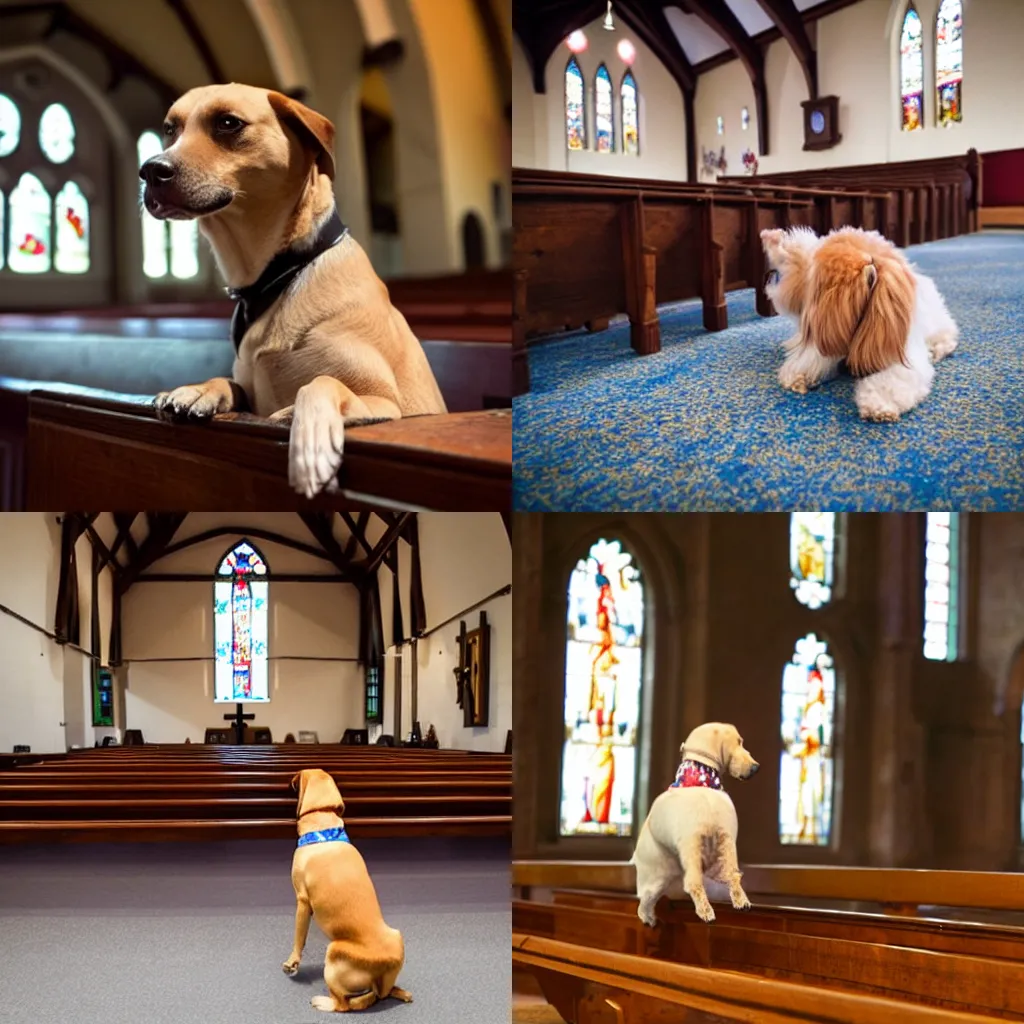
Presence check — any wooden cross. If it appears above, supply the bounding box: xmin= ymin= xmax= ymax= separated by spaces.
xmin=224 ymin=702 xmax=255 ymax=744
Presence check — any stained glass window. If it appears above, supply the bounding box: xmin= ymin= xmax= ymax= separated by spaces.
xmin=924 ymin=512 xmax=960 ymax=661
xmin=565 ymin=56 xmax=586 ymax=151
xmin=790 ymin=513 xmax=836 ymax=609
xmin=39 ymin=103 xmax=75 ymax=163
xmin=936 ymin=0 xmax=963 ymax=126
xmin=621 ymin=71 xmax=639 ymax=156
xmin=170 ymin=220 xmax=200 ymax=279
xmin=717 ymin=115 xmax=724 ymax=135
xmin=8 ymin=172 xmax=52 ymax=273
xmin=0 ymin=190 xmax=4 ymax=270
xmin=54 ymin=181 xmax=90 ymax=274
xmin=138 ymin=131 xmax=169 ymax=278
xmin=594 ymin=64 xmax=613 ymax=153
xmin=0 ymin=92 xmax=21 ymax=158
xmin=900 ymin=6 xmax=924 ymax=131
xmin=560 ymin=538 xmax=644 ymax=837
xmin=366 ymin=663 xmax=382 ymax=723
xmin=214 ymin=541 xmax=269 ymax=703
xmin=779 ymin=633 xmax=836 ymax=846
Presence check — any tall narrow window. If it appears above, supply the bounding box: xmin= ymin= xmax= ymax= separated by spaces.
xmin=138 ymin=130 xmax=200 ymax=280
xmin=790 ymin=513 xmax=836 ymax=609
xmin=560 ymin=538 xmax=644 ymax=837
xmin=779 ymin=633 xmax=836 ymax=846
xmin=936 ymin=0 xmax=963 ymax=126
xmin=900 ymin=6 xmax=924 ymax=131
xmin=594 ymin=64 xmax=613 ymax=153
xmin=170 ymin=221 xmax=200 ymax=279
xmin=54 ymin=181 xmax=90 ymax=274
xmin=214 ymin=541 xmax=269 ymax=703
xmin=923 ymin=512 xmax=960 ymax=661
xmin=565 ymin=56 xmax=586 ymax=151
xmin=621 ymin=71 xmax=639 ymax=156
xmin=0 ymin=92 xmax=21 ymax=157
xmin=365 ymin=662 xmax=382 ymax=723
xmin=8 ymin=172 xmax=52 ymax=273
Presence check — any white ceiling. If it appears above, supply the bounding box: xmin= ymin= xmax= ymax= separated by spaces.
xmin=664 ymin=0 xmax=835 ymax=66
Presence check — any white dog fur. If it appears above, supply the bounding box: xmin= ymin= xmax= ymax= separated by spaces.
xmin=632 ymin=722 xmax=759 ymax=925
xmin=761 ymin=226 xmax=958 ymax=422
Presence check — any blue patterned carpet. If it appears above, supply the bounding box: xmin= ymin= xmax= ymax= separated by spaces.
xmin=513 ymin=231 xmax=1024 ymax=510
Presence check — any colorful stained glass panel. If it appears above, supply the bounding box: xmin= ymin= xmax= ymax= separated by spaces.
xmin=565 ymin=56 xmax=586 ymax=151
xmin=901 ymin=7 xmax=924 ymax=131
xmin=8 ymin=172 xmax=52 ymax=273
xmin=214 ymin=541 xmax=269 ymax=703
xmin=779 ymin=633 xmax=836 ymax=846
xmin=54 ymin=181 xmax=90 ymax=274
xmin=560 ymin=538 xmax=644 ymax=837
xmin=790 ymin=512 xmax=836 ymax=609
xmin=621 ymin=72 xmax=639 ymax=156
xmin=936 ymin=0 xmax=963 ymax=126
xmin=595 ymin=64 xmax=613 ymax=153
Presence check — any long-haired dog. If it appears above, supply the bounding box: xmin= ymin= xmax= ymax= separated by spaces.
xmin=761 ymin=226 xmax=958 ymax=421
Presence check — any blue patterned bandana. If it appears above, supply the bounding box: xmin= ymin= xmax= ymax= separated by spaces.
xmin=297 ymin=826 xmax=351 ymax=848
xmin=668 ymin=759 xmax=723 ymax=791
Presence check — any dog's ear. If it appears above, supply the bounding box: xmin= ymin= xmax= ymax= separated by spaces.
xmin=846 ymin=255 xmax=915 ymax=376
xmin=290 ymin=771 xmax=302 ymax=793
xmin=267 ymin=91 xmax=336 ymax=179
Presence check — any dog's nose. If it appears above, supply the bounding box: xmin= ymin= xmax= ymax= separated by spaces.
xmin=749 ymin=761 xmax=760 ymax=775
xmin=140 ymin=156 xmax=176 ymax=186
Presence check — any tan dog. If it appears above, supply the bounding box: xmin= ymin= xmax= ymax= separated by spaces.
xmin=140 ymin=84 xmax=447 ymax=498
xmin=631 ymin=723 xmax=758 ymax=925
xmin=284 ymin=768 xmax=411 ymax=1013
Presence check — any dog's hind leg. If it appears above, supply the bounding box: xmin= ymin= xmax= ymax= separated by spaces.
xmin=634 ymin=829 xmax=675 ymax=927
xmin=714 ymin=829 xmax=751 ymax=911
xmin=679 ymin=833 xmax=715 ymax=923
xmin=311 ymin=994 xmax=348 ymax=1012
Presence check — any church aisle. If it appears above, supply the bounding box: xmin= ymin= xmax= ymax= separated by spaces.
xmin=0 ymin=837 xmax=510 ymax=1024
xmin=513 ymin=231 xmax=1024 ymax=511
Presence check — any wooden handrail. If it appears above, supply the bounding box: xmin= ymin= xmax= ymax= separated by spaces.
xmin=513 ymin=861 xmax=1024 ymax=912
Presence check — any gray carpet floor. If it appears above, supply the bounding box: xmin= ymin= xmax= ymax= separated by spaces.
xmin=0 ymin=837 xmax=511 ymax=1024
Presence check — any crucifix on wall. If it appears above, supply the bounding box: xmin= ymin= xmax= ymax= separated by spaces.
xmin=453 ymin=611 xmax=490 ymax=727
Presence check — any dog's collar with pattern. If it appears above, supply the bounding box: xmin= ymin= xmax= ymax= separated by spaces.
xmin=228 ymin=208 xmax=348 ymax=352
xmin=297 ymin=826 xmax=351 ymax=848
xmin=668 ymin=759 xmax=724 ymax=791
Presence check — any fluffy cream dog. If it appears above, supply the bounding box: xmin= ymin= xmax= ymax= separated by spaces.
xmin=632 ymin=723 xmax=758 ymax=925
xmin=761 ymin=226 xmax=958 ymax=422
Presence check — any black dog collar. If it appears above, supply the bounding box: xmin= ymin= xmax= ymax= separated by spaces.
xmin=228 ymin=208 xmax=348 ymax=351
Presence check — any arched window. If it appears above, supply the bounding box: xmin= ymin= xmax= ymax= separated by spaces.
xmin=621 ymin=71 xmax=639 ymax=156
xmin=565 ymin=56 xmax=587 ymax=151
xmin=900 ymin=6 xmax=924 ymax=131
xmin=923 ymin=512 xmax=961 ymax=660
xmin=0 ymin=92 xmax=21 ymax=157
xmin=214 ymin=540 xmax=269 ymax=703
xmin=560 ymin=538 xmax=644 ymax=837
xmin=137 ymin=130 xmax=200 ymax=280
xmin=54 ymin=181 xmax=90 ymax=274
xmin=790 ymin=512 xmax=836 ymax=609
xmin=38 ymin=102 xmax=75 ymax=163
xmin=8 ymin=172 xmax=52 ymax=273
xmin=594 ymin=64 xmax=613 ymax=153
xmin=936 ymin=0 xmax=963 ymax=126
xmin=779 ymin=633 xmax=836 ymax=845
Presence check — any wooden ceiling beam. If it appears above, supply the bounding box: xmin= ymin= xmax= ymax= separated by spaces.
xmin=298 ymin=512 xmax=359 ymax=577
xmin=341 ymin=511 xmax=373 ymax=561
xmin=363 ymin=513 xmax=413 ymax=576
xmin=754 ymin=0 xmax=817 ymax=98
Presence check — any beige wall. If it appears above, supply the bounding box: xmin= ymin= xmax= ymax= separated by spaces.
xmin=0 ymin=514 xmax=65 ymax=753
xmin=514 ymin=13 xmax=688 ymax=180
xmin=121 ymin=529 xmax=363 ymax=743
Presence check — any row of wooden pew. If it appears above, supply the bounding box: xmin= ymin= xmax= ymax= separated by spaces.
xmin=0 ymin=744 xmax=512 ymax=844
xmin=513 ymin=860 xmax=1024 ymax=1022
xmin=512 ymin=151 xmax=981 ymax=396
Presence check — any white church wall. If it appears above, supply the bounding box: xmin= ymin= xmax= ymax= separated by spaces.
xmin=515 ymin=14 xmax=688 ymax=180
xmin=0 ymin=513 xmax=65 ymax=753
xmin=122 ymin=572 xmax=363 ymax=744
xmin=413 ymin=513 xmax=510 ymax=752
xmin=699 ymin=0 xmax=1024 ymax=176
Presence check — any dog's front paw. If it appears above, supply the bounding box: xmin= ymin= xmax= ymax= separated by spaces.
xmin=282 ymin=957 xmax=300 ymax=975
xmin=858 ymin=402 xmax=901 ymax=423
xmin=778 ymin=364 xmax=809 ymax=394
xmin=637 ymin=905 xmax=658 ymax=928
xmin=289 ymin=391 xmax=345 ymax=499
xmin=154 ymin=385 xmax=222 ymax=422
xmin=695 ymin=901 xmax=716 ymax=923
xmin=730 ymin=888 xmax=751 ymax=911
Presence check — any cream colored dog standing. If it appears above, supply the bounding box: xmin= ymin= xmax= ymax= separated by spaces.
xmin=284 ymin=769 xmax=411 ymax=1013
xmin=632 ymin=723 xmax=759 ymax=925
xmin=139 ymin=84 xmax=447 ymax=498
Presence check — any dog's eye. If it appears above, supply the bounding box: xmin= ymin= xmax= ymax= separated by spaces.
xmin=215 ymin=115 xmax=245 ymax=134
xmin=162 ymin=122 xmax=175 ymax=138
xmin=765 ymin=269 xmax=780 ymax=286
